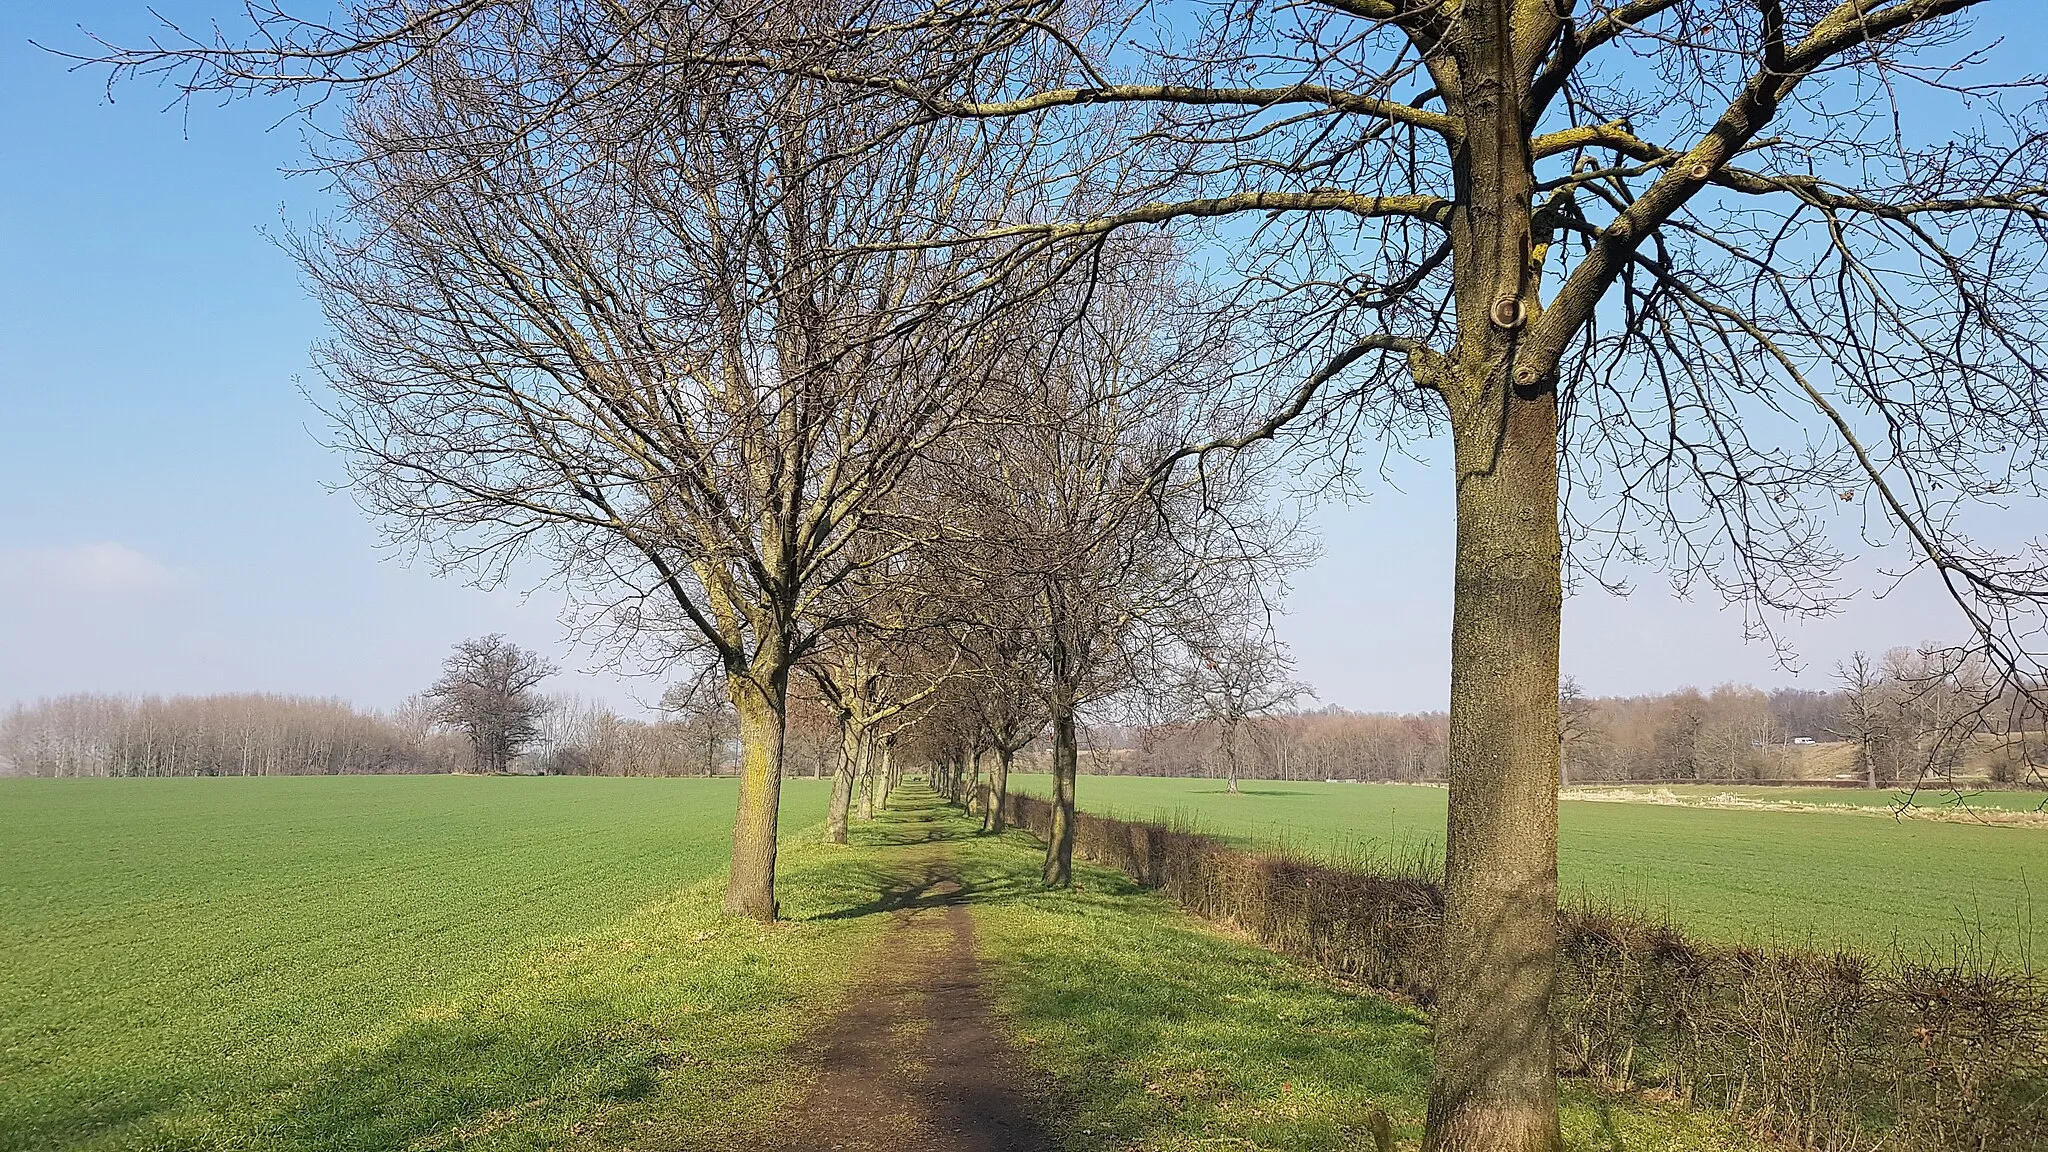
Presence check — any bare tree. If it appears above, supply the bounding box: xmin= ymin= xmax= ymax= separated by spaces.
xmin=960 ymin=630 xmax=1047 ymax=834
xmin=805 ymin=621 xmax=952 ymax=838
xmin=1836 ymin=651 xmax=1894 ymax=789
xmin=216 ymin=19 xmax=1049 ymax=918
xmin=1557 ymin=676 xmax=1596 ymax=787
xmin=660 ymin=671 xmax=739 ymax=776
xmin=1162 ymin=632 xmax=1311 ymax=794
xmin=427 ymin=635 xmax=554 ymax=773
xmin=939 ymin=248 xmax=1294 ymax=886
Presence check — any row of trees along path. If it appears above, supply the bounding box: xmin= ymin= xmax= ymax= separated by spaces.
xmin=83 ymin=5 xmax=2048 ymax=1151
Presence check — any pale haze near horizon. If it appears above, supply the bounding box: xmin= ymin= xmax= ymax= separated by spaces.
xmin=0 ymin=4 xmax=1988 ymax=720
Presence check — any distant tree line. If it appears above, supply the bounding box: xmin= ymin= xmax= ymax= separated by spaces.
xmin=0 ymin=640 xmax=851 ymax=780
xmin=1113 ymin=647 xmax=2043 ymax=788
xmin=525 ymin=691 xmax=841 ymax=779
xmin=0 ymin=693 xmax=458 ymax=777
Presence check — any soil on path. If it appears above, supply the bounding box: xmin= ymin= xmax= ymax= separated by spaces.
xmin=760 ymin=809 xmax=1057 ymax=1152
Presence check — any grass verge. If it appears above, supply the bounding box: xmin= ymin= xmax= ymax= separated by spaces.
xmin=932 ymin=801 xmax=1775 ymax=1152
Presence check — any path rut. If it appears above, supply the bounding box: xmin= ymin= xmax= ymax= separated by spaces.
xmin=760 ymin=822 xmax=1056 ymax=1152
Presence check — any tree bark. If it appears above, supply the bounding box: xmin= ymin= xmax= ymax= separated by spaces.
xmin=857 ymin=728 xmax=877 ymax=821
xmin=1425 ymin=386 xmax=1564 ymax=1152
xmin=1420 ymin=1 xmax=1567 ymax=1144
xmin=1042 ymin=703 xmax=1078 ymax=887
xmin=826 ymin=716 xmax=862 ymax=843
xmin=724 ymin=665 xmax=788 ymax=920
xmin=877 ymin=741 xmax=896 ymax=811
xmin=986 ymin=747 xmax=1012 ymax=833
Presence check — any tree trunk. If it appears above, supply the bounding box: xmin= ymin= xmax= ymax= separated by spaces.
xmin=826 ymin=717 xmax=862 ymax=844
xmin=968 ymin=747 xmax=984 ymax=815
xmin=877 ymin=741 xmax=895 ymax=811
xmin=1225 ymin=720 xmax=1241 ymax=794
xmin=987 ymin=748 xmax=1012 ymax=834
xmin=1425 ymin=383 xmax=1564 ymax=1151
xmin=857 ymin=729 xmax=877 ymax=820
xmin=724 ymin=666 xmax=788 ymax=920
xmin=1042 ymin=703 xmax=1078 ymax=887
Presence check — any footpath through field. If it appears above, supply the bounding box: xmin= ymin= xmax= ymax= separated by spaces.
xmin=763 ymin=787 xmax=1055 ymax=1152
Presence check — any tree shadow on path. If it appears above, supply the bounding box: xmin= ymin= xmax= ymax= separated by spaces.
xmin=767 ymin=786 xmax=1062 ymax=1152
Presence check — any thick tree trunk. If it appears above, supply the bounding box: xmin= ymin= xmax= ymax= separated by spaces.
xmin=826 ymin=717 xmax=862 ymax=844
xmin=986 ymin=748 xmax=1012 ymax=833
xmin=724 ymin=667 xmax=789 ymax=920
xmin=1424 ymin=388 xmax=1564 ymax=1151
xmin=968 ymin=748 xmax=984 ymax=815
xmin=1042 ymin=704 xmax=1078 ymax=887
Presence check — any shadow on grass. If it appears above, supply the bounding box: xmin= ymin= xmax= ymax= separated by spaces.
xmin=906 ymin=787 xmax=1768 ymax=1152
xmin=807 ymin=791 xmax=1063 ymax=921
xmin=254 ymin=1008 xmax=662 ymax=1152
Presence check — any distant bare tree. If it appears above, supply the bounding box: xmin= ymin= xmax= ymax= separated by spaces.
xmin=1836 ymin=651 xmax=1894 ymax=790
xmin=1163 ymin=633 xmax=1311 ymax=794
xmin=960 ymin=630 xmax=1046 ymax=834
xmin=660 ymin=671 xmax=738 ymax=777
xmin=1557 ymin=677 xmax=1595 ymax=788
xmin=428 ymin=635 xmax=554 ymax=774
xmin=805 ymin=629 xmax=951 ymax=840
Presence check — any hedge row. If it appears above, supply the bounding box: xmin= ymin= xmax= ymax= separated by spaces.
xmin=1001 ymin=792 xmax=2048 ymax=1151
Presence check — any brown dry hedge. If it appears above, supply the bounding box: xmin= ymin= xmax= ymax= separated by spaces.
xmin=1000 ymin=791 xmax=2047 ymax=1151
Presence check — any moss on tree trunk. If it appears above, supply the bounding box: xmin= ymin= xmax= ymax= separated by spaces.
xmin=1043 ymin=707 xmax=1078 ymax=887
xmin=986 ymin=749 xmax=1012 ymax=834
xmin=723 ymin=668 xmax=788 ymax=920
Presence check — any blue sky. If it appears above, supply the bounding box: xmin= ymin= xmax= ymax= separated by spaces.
xmin=0 ymin=3 xmax=2016 ymax=715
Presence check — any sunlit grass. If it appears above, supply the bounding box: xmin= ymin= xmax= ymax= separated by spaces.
xmin=1008 ymin=773 xmax=2048 ymax=960
xmin=0 ymin=775 xmax=1837 ymax=1152
xmin=934 ymin=802 xmax=1770 ymax=1152
xmin=0 ymin=775 xmax=867 ymax=1152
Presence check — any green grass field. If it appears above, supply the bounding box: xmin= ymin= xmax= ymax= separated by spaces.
xmin=1012 ymin=774 xmax=2048 ymax=961
xmin=0 ymin=775 xmax=870 ymax=1152
xmin=928 ymin=802 xmax=1765 ymax=1152
xmin=2 ymin=774 xmax=1786 ymax=1152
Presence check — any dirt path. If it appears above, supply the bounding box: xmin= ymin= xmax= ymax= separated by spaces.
xmin=760 ymin=817 xmax=1056 ymax=1152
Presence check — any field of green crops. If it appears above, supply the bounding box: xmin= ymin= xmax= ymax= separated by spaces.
xmin=3 ymin=774 xmax=1790 ymax=1152
xmin=1014 ymin=774 xmax=2048 ymax=961
xmin=0 ymin=775 xmax=863 ymax=1152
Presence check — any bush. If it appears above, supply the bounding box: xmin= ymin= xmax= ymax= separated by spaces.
xmin=1002 ymin=792 xmax=2048 ymax=1151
